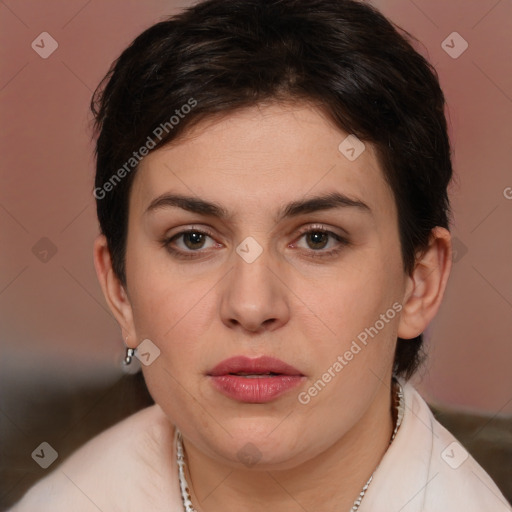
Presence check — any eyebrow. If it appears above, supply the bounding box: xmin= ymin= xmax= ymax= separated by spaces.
xmin=145 ymin=191 xmax=372 ymax=221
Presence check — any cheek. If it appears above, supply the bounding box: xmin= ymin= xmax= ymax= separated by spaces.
xmin=304 ymin=251 xmax=396 ymax=333
xmin=299 ymin=247 xmax=402 ymax=373
xmin=128 ymin=262 xmax=217 ymax=370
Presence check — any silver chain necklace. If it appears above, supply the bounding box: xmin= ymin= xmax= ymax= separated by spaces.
xmin=176 ymin=379 xmax=404 ymax=512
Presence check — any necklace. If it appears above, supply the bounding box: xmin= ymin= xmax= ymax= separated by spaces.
xmin=175 ymin=378 xmax=405 ymax=512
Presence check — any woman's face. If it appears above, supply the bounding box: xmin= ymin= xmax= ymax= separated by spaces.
xmin=123 ymin=102 xmax=410 ymax=468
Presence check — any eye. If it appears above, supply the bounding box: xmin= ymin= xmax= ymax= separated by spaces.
xmin=292 ymin=225 xmax=350 ymax=259
xmin=161 ymin=228 xmax=219 ymax=259
xmin=160 ymin=224 xmax=350 ymax=261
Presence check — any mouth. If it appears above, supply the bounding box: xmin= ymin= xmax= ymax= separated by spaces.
xmin=228 ymin=372 xmax=281 ymax=378
xmin=207 ymin=356 xmax=305 ymax=403
xmin=207 ymin=355 xmax=304 ymax=377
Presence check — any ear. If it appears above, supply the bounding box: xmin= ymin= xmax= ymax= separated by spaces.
xmin=93 ymin=234 xmax=136 ymax=348
xmin=397 ymin=227 xmax=452 ymax=339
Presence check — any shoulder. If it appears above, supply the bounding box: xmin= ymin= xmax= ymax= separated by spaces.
xmin=8 ymin=404 xmax=182 ymax=512
xmin=362 ymin=380 xmax=511 ymax=512
xmin=416 ymin=385 xmax=511 ymax=511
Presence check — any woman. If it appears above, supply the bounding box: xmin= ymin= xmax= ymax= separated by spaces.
xmin=9 ymin=0 xmax=511 ymax=510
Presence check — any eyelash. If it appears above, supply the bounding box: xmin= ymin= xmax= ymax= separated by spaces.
xmin=160 ymin=224 xmax=350 ymax=261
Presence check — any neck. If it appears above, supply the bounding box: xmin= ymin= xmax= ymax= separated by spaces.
xmin=181 ymin=380 xmax=395 ymax=512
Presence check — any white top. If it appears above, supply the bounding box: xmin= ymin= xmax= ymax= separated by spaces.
xmin=8 ymin=380 xmax=511 ymax=512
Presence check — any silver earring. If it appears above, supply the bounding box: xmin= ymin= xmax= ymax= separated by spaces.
xmin=124 ymin=347 xmax=136 ymax=365
xmin=123 ymin=335 xmax=135 ymax=366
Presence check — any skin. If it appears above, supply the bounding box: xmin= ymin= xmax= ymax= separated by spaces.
xmin=94 ymin=101 xmax=452 ymax=511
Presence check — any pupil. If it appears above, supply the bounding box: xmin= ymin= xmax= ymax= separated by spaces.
xmin=308 ymin=232 xmax=327 ymax=249
xmin=185 ymin=232 xmax=204 ymax=249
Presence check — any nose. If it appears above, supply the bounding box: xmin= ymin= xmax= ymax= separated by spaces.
xmin=219 ymin=242 xmax=290 ymax=334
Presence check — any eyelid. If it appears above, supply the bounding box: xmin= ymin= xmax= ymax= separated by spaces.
xmin=165 ymin=224 xmax=216 ymax=240
xmin=165 ymin=223 xmax=348 ymax=242
xmin=293 ymin=223 xmax=348 ymax=239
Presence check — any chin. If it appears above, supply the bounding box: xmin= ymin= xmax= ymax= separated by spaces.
xmin=208 ymin=423 xmax=309 ymax=469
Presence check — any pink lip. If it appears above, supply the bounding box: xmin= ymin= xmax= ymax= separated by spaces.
xmin=207 ymin=356 xmax=305 ymax=403
xmin=208 ymin=355 xmax=303 ymax=377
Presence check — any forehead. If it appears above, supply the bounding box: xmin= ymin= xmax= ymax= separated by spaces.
xmin=130 ymin=102 xmax=395 ymax=223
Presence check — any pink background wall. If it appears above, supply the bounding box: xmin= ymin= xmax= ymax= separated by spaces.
xmin=1 ymin=0 xmax=511 ymax=416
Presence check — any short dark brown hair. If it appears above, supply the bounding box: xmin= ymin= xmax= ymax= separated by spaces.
xmin=91 ymin=0 xmax=453 ymax=379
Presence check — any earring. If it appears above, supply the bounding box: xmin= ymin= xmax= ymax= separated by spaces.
xmin=124 ymin=347 xmax=136 ymax=365
xmin=122 ymin=335 xmax=136 ymax=366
